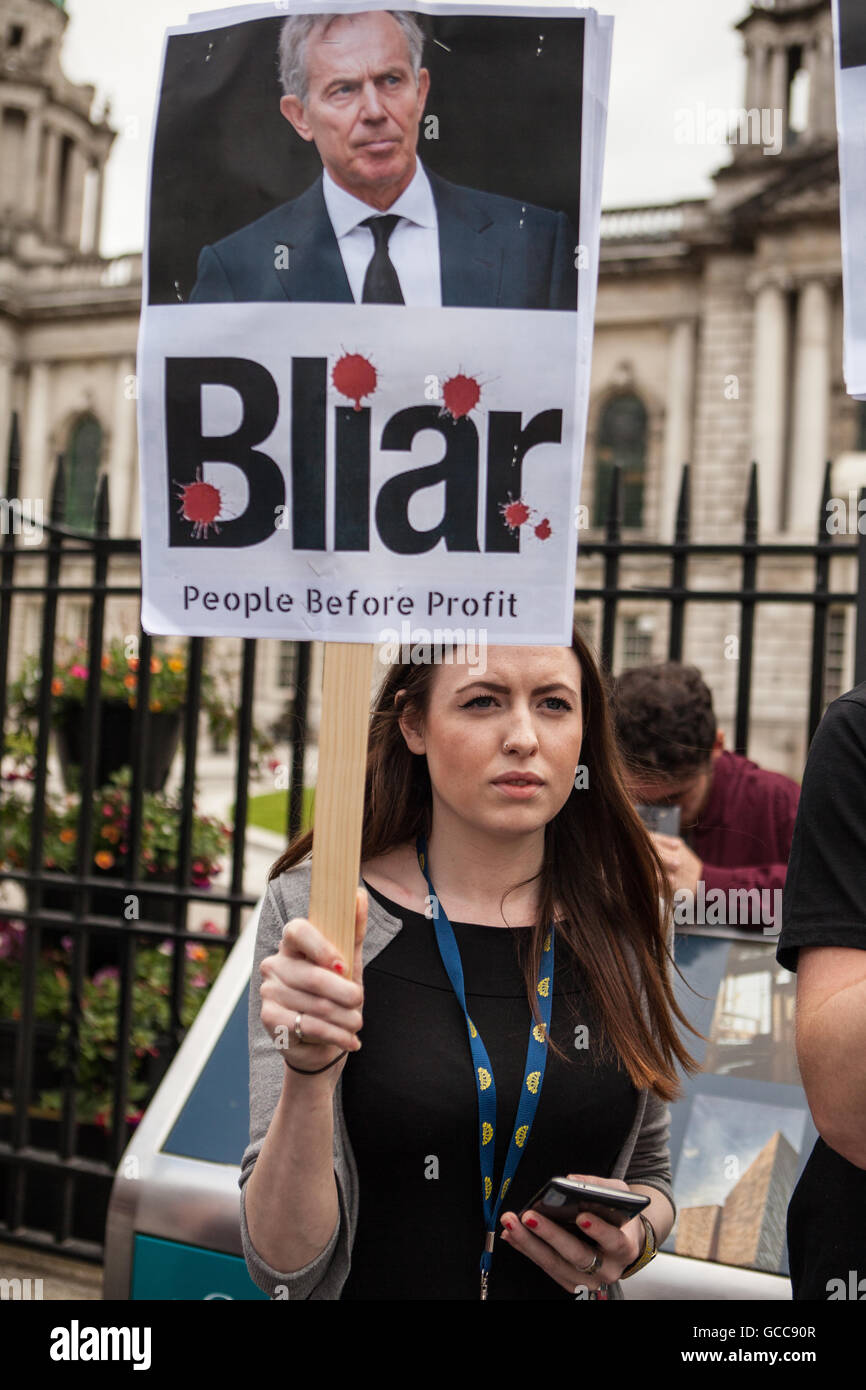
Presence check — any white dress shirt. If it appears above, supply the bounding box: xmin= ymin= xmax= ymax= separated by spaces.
xmin=322 ymin=160 xmax=442 ymax=307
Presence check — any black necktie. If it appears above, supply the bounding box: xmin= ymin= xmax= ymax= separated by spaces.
xmin=361 ymin=214 xmax=404 ymax=304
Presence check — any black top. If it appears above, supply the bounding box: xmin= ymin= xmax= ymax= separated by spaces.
xmin=338 ymin=881 xmax=639 ymax=1300
xmin=776 ymin=684 xmax=866 ymax=1299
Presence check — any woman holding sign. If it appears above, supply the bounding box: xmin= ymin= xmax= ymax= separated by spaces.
xmin=243 ymin=626 xmax=698 ymax=1300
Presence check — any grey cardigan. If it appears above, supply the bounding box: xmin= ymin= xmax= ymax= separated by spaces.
xmin=240 ymin=861 xmax=677 ymax=1300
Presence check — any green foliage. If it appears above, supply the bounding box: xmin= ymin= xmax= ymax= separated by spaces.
xmin=0 ymin=922 xmax=227 ymax=1126
xmin=6 ymin=636 xmax=275 ymax=767
xmin=0 ymin=768 xmax=230 ymax=885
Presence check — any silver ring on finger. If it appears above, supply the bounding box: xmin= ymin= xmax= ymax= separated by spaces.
xmin=294 ymin=1012 xmax=307 ymax=1045
xmin=578 ymin=1250 xmax=602 ymax=1276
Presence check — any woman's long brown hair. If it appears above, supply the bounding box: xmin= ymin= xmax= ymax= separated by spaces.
xmin=270 ymin=624 xmax=701 ymax=1101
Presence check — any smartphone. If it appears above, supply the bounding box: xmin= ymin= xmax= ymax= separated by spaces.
xmin=635 ymin=803 xmax=681 ymax=837
xmin=518 ymin=1178 xmax=649 ymax=1242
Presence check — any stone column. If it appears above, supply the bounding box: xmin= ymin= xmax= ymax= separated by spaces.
xmin=769 ymin=46 xmax=789 ymax=137
xmin=92 ymin=162 xmax=106 ymax=257
xmin=109 ymin=355 xmax=138 ymax=536
xmin=661 ymin=319 xmax=696 ymax=538
xmin=40 ymin=125 xmax=60 ymax=232
xmin=0 ymin=356 xmax=13 ymax=485
xmin=788 ymin=279 xmax=832 ymax=534
xmin=814 ymin=33 xmax=837 ymax=137
xmin=21 ymin=108 xmax=43 ymax=220
xmin=63 ymin=141 xmax=88 ymax=248
xmin=801 ymin=41 xmax=819 ymax=142
xmin=746 ymin=44 xmax=767 ymax=114
xmin=24 ymin=362 xmax=52 ymax=506
xmin=750 ymin=276 xmax=789 ymax=536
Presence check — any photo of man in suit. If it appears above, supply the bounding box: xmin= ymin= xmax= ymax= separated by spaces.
xmin=188 ymin=8 xmax=578 ymax=310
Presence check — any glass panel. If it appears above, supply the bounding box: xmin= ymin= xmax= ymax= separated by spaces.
xmin=65 ymin=414 xmax=102 ymax=531
xmin=593 ymin=394 xmax=647 ymax=526
xmin=664 ymin=934 xmax=813 ymax=1278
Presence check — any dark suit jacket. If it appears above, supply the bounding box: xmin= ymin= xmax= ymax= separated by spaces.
xmin=188 ymin=168 xmax=577 ymax=310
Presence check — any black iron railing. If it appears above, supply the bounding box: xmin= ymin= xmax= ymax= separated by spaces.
xmin=0 ymin=404 xmax=861 ymax=1260
xmin=0 ymin=415 xmax=309 ymax=1258
xmin=577 ymin=461 xmax=864 ymax=753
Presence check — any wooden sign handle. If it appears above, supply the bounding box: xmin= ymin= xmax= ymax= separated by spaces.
xmin=307 ymin=642 xmax=376 ymax=977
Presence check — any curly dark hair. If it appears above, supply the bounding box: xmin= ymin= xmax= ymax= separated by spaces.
xmin=611 ymin=662 xmax=717 ymax=780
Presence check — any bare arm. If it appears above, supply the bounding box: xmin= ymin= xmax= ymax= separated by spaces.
xmin=795 ymin=944 xmax=866 ymax=1169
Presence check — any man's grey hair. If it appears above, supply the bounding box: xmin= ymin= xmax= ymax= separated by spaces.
xmin=278 ymin=10 xmax=424 ymax=104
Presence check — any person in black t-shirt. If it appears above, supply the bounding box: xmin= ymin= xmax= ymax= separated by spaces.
xmin=245 ymin=624 xmax=703 ymax=1299
xmin=777 ymin=683 xmax=866 ymax=1300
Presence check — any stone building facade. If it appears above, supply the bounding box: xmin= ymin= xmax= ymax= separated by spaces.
xmin=585 ymin=0 xmax=856 ymax=777
xmin=0 ymin=0 xmax=857 ymax=776
xmin=0 ymin=0 xmax=311 ymax=752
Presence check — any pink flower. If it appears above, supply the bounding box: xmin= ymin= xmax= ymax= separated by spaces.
xmin=69 ymin=664 xmax=89 ymax=680
xmin=157 ymin=940 xmax=173 ymax=955
xmin=201 ymin=920 xmax=225 ymax=936
xmin=0 ymin=919 xmax=26 ymax=960
xmin=190 ymin=972 xmax=208 ymax=988
xmin=61 ymin=935 xmax=74 ymax=951
xmin=103 ymin=806 xmax=114 ymax=817
xmin=93 ymin=965 xmax=119 ymax=986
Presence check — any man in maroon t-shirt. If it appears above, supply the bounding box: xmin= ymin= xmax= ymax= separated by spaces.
xmin=611 ymin=663 xmax=800 ymax=933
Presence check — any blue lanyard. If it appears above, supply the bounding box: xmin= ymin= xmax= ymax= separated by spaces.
xmin=416 ymin=833 xmax=554 ymax=1300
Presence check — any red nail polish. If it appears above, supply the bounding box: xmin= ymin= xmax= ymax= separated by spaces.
xmin=524 ymin=1216 xmax=538 ymax=1229
xmin=333 ymin=962 xmax=344 ymax=974
xmin=501 ymin=1219 xmax=513 ymax=1231
xmin=579 ymin=1219 xmax=591 ymax=1229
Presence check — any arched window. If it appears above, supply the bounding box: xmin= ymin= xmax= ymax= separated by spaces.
xmin=593 ymin=393 xmax=647 ymax=527
xmin=65 ymin=414 xmax=103 ymax=531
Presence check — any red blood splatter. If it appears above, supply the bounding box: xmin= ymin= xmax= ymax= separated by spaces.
xmin=503 ymin=500 xmax=531 ymax=529
xmin=175 ymin=471 xmax=223 ymax=539
xmin=534 ymin=517 xmax=552 ymax=540
xmin=332 ymin=353 xmax=377 ymax=411
xmin=442 ymin=373 xmax=481 ymax=420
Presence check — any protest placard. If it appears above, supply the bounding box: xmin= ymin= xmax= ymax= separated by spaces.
xmin=138 ymin=0 xmax=612 ymax=961
xmin=834 ymin=0 xmax=866 ymax=399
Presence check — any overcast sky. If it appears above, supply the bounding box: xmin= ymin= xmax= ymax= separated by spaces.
xmin=59 ymin=0 xmax=751 ymax=258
